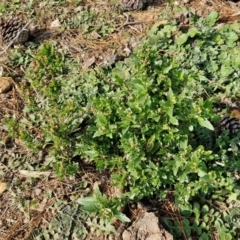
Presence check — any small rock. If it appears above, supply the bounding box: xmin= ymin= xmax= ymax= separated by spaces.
xmin=122 ymin=212 xmax=173 ymax=240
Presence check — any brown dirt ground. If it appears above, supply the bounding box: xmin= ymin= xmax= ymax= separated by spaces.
xmin=0 ymin=0 xmax=240 ymax=239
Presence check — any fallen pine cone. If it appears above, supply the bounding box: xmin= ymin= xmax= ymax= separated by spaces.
xmin=0 ymin=17 xmax=29 ymax=46
xmin=218 ymin=109 xmax=240 ymax=136
xmin=121 ymin=0 xmax=147 ymax=11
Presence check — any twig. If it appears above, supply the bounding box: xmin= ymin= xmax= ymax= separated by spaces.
xmin=18 ymin=170 xmax=54 ymax=178
xmin=232 ymin=11 xmax=240 ymax=17
xmin=116 ymin=20 xmax=150 ymax=31
xmin=0 ymin=20 xmax=32 ymax=56
xmin=115 ymin=13 xmax=150 ymax=32
xmin=220 ymin=97 xmax=239 ymax=109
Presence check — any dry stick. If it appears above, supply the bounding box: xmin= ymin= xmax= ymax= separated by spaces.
xmin=117 ymin=20 xmax=150 ymax=31
xmin=115 ymin=13 xmax=150 ymax=31
xmin=0 ymin=20 xmax=32 ymax=56
xmin=118 ymin=12 xmax=129 ymax=30
xmin=232 ymin=11 xmax=240 ymax=17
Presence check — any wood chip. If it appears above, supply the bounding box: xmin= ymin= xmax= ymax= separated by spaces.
xmin=0 ymin=77 xmax=13 ymax=93
xmin=0 ymin=182 xmax=7 ymax=195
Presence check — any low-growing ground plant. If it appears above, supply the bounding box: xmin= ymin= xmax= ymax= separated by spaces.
xmin=4 ymin=9 xmax=240 ymax=239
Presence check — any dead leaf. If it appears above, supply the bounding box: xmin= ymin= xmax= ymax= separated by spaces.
xmin=39 ymin=1 xmax=47 ymax=8
xmin=91 ymin=31 xmax=101 ymax=39
xmin=101 ymin=54 xmax=117 ymax=67
xmin=0 ymin=65 xmax=4 ymax=77
xmin=35 ymin=198 xmax=48 ymax=212
xmin=82 ymin=56 xmax=96 ymax=69
xmin=74 ymin=6 xmax=83 ymax=12
xmin=0 ymin=182 xmax=7 ymax=195
xmin=50 ymin=19 xmax=61 ymax=29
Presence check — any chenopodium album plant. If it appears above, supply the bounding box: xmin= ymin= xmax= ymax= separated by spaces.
xmin=78 ymin=11 xmax=240 ymax=237
xmin=84 ymin=11 xmax=239 ymax=200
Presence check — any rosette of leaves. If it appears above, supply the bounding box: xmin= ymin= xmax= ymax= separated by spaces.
xmin=33 ymin=201 xmax=89 ymax=240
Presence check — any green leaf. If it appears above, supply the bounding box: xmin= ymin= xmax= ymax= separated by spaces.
xmin=146 ymin=134 xmax=156 ymax=152
xmin=163 ymin=219 xmax=173 ymax=228
xmin=193 ymin=202 xmax=200 ymax=211
xmin=148 ymin=22 xmax=161 ymax=36
xmin=228 ymin=31 xmax=238 ymax=42
xmin=179 ymin=138 xmax=188 ymax=150
xmin=220 ymin=233 xmax=233 ymax=240
xmin=233 ymin=55 xmax=240 ymax=68
xmin=201 ymin=204 xmax=209 ymax=215
xmin=166 ymin=105 xmax=173 ymax=118
xmin=203 ymin=214 xmax=209 ymax=223
xmin=168 ymin=87 xmax=174 ymax=101
xmin=227 ymin=192 xmax=237 ymax=202
xmin=189 ymin=125 xmax=194 ymax=131
xmin=183 ymin=220 xmax=191 ymax=237
xmin=93 ymin=184 xmax=104 ymax=200
xmin=212 ymin=33 xmax=224 ymax=45
xmin=230 ymin=23 xmax=240 ymax=31
xmin=196 ymin=227 xmax=202 ymax=235
xmin=173 ymin=160 xmax=180 ymax=176
xmin=198 ymin=162 xmax=207 ymax=177
xmin=197 ymin=117 xmax=214 ymax=131
xmin=96 ymin=113 xmax=107 ymax=126
xmin=173 ymin=221 xmax=183 ymax=238
xmin=169 ymin=116 xmax=179 ymax=125
xmin=183 ymin=218 xmax=190 ymax=226
xmin=77 ymin=197 xmax=100 ymax=212
xmin=206 ymin=11 xmax=219 ymax=27
xmin=176 ymin=33 xmax=188 ymax=45
xmin=188 ymin=27 xmax=199 ymax=38
xmin=199 ymin=232 xmax=209 ymax=240
xmin=84 ymin=150 xmax=98 ymax=159
xmin=181 ymin=205 xmax=192 ymax=217
xmin=114 ymin=75 xmax=124 ymax=85
xmin=220 ymin=65 xmax=234 ymax=77
xmin=93 ymin=130 xmax=104 ymax=138
xmin=114 ymin=211 xmax=131 ymax=222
